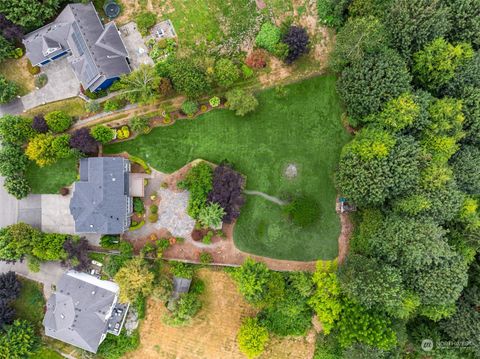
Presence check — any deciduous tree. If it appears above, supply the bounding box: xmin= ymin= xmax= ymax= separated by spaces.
xmin=114 ymin=257 xmax=154 ymax=302
xmin=214 ymin=58 xmax=240 ymax=88
xmin=69 ymin=128 xmax=98 ymax=155
xmin=225 ymin=88 xmax=258 ymax=116
xmin=282 ymin=26 xmax=309 ymax=64
xmin=120 ymin=65 xmax=160 ymax=104
xmin=237 ymin=317 xmax=269 ymax=359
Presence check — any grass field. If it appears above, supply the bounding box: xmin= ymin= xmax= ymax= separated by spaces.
xmin=25 ymin=97 xmax=87 ymax=118
xmin=126 ymin=268 xmax=315 ymax=359
xmin=0 ymin=57 xmax=35 ymax=96
xmin=26 ymin=157 xmax=78 ymax=194
xmin=105 ymin=75 xmax=349 ymax=261
xmin=13 ymin=277 xmax=45 ymax=328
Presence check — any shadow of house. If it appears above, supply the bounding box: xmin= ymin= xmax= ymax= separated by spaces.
xmin=22 ymin=2 xmax=131 ymax=92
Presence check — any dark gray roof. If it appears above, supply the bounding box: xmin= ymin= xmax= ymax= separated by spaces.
xmin=70 ymin=157 xmax=131 ymax=234
xmin=23 ymin=2 xmax=130 ymax=91
xmin=169 ymin=276 xmax=192 ymax=302
xmin=43 ymin=271 xmax=119 ymax=353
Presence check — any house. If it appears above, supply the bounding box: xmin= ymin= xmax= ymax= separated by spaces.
xmin=69 ymin=157 xmax=139 ymax=234
xmin=43 ymin=271 xmax=129 ymax=353
xmin=22 ymin=2 xmax=131 ymax=92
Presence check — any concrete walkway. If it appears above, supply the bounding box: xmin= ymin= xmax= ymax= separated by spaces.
xmin=0 ymin=260 xmax=64 ymax=297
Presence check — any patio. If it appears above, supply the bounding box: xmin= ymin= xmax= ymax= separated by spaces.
xmin=119 ymin=22 xmax=154 ymax=69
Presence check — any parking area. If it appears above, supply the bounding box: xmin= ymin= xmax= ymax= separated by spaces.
xmin=41 ymin=194 xmax=75 ymax=234
xmin=119 ymin=22 xmax=154 ymax=69
xmin=21 ymin=57 xmax=81 ymax=111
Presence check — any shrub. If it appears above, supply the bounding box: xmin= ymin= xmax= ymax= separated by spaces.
xmin=158 ymin=77 xmax=173 ymax=96
xmin=4 ymin=175 xmax=30 ymax=199
xmin=25 ymin=133 xmax=72 ymax=167
xmin=283 ymin=195 xmax=319 ymax=227
xmin=180 ymin=100 xmax=199 ymax=116
xmin=0 ymin=75 xmax=18 ymax=104
xmin=241 ymin=64 xmax=254 ymax=79
xmin=133 ymin=197 xmax=145 ymax=214
xmin=26 ymin=59 xmax=40 ymax=75
xmin=152 ymin=277 xmax=173 ymax=302
xmin=129 ymin=220 xmax=145 ymax=231
xmin=129 ymin=116 xmax=150 ymax=134
xmin=150 ymin=204 xmax=158 ymax=214
xmin=148 ymin=213 xmax=158 ymax=223
xmin=202 ymin=231 xmax=214 ymax=244
xmin=103 ymin=98 xmax=123 ymax=112
xmin=225 ymin=88 xmax=258 ymax=116
xmin=91 ymin=125 xmax=115 ymax=144
xmin=0 ymin=144 xmax=28 ymax=177
xmin=27 ymin=255 xmax=40 ymax=272
xmin=45 ymin=111 xmax=72 ymax=133
xmin=116 ymin=125 xmax=130 ymax=140
xmin=170 ymin=261 xmax=194 ymax=279
xmin=209 ymin=96 xmax=221 ymax=107
xmin=199 ymin=252 xmax=213 ymax=264
xmin=97 ymin=329 xmax=140 ymax=359
xmin=282 ymin=26 xmax=309 ymax=64
xmin=237 ymin=317 xmax=269 ymax=359
xmin=136 ymin=11 xmax=157 ymax=36
xmin=165 ymin=292 xmax=202 ymax=326
xmin=0 ymin=115 xmax=34 ymax=144
xmin=32 ymin=115 xmax=48 ymax=133
xmin=83 ymin=88 xmax=107 ymax=99
xmin=166 ymin=58 xmax=211 ymax=98
xmin=255 ymin=23 xmax=281 ymax=53
xmin=214 ymin=58 xmax=240 ymax=88
xmin=198 ymin=203 xmax=225 ymax=229
xmin=245 ymin=50 xmax=267 ymax=69
xmin=100 ymin=235 xmax=120 ymax=249
xmin=85 ymin=101 xmax=100 ymax=113
xmin=34 ymin=74 xmax=47 ymax=88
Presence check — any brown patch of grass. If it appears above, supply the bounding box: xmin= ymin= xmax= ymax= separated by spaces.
xmin=25 ymin=97 xmax=86 ymax=118
xmin=125 ymin=268 xmax=315 ymax=359
xmin=0 ymin=57 xmax=35 ymax=96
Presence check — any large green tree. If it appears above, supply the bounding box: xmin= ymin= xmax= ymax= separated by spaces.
xmin=120 ymin=65 xmax=160 ymax=104
xmin=0 ymin=115 xmax=31 ymax=145
xmin=445 ymin=0 xmax=480 ymax=48
xmin=0 ymin=223 xmax=37 ymax=261
xmin=452 ymin=145 xmax=480 ymax=194
xmin=164 ymin=58 xmax=210 ymax=99
xmin=337 ymin=48 xmax=411 ymax=119
xmin=0 ymin=0 xmax=60 ymax=30
xmin=0 ymin=35 xmax=14 ymax=62
xmin=0 ymin=319 xmax=36 ymax=359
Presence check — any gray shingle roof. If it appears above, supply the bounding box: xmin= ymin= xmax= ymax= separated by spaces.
xmin=70 ymin=157 xmax=131 ymax=234
xmin=23 ymin=2 xmax=130 ymax=91
xmin=43 ymin=271 xmax=119 ymax=353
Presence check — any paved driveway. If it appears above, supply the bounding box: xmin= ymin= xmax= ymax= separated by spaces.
xmin=17 ymin=195 xmax=42 ymax=228
xmin=0 ymin=176 xmax=18 ymax=228
xmin=21 ymin=57 xmax=81 ymax=111
xmin=0 ymin=260 xmax=64 ymax=297
xmin=41 ymin=194 xmax=75 ymax=234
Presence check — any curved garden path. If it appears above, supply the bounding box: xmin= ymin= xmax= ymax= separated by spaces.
xmin=243 ymin=190 xmax=287 ymax=205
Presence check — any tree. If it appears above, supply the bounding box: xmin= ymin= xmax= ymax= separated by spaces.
xmin=0 ymin=145 xmax=28 ymax=178
xmin=0 ymin=75 xmax=18 ymax=105
xmin=198 ymin=202 xmax=225 ymax=229
xmin=237 ymin=317 xmax=269 ymax=359
xmin=282 ymin=26 xmax=309 ymax=64
xmin=413 ymin=38 xmax=473 ymax=92
xmin=0 ymin=14 xmax=24 ymax=42
xmin=180 ymin=100 xmax=198 ymax=116
xmin=207 ymin=164 xmax=245 ymax=223
xmin=166 ymin=58 xmax=210 ymax=98
xmin=25 ymin=133 xmax=71 ymax=167
xmin=339 ymin=255 xmax=406 ymax=315
xmin=308 ymin=261 xmax=342 ymax=334
xmin=337 ymin=49 xmax=411 ymax=119
xmin=135 ymin=11 xmax=156 ymax=36
xmin=0 ymin=223 xmax=37 ymax=261
xmin=84 ymin=101 xmax=100 ymax=114
xmin=181 ymin=161 xmax=213 ymax=219
xmin=445 ymin=0 xmax=480 ymax=48
xmin=62 ymin=237 xmax=90 ymax=271
xmin=0 ymin=0 xmax=60 ymax=30
xmin=231 ymin=258 xmax=273 ymax=306
xmin=4 ymin=175 xmax=30 ymax=200
xmin=0 ymin=272 xmax=21 ymax=302
xmin=114 ymin=257 xmax=154 ymax=302
xmin=91 ymin=125 xmax=115 ymax=144
xmin=0 ymin=319 xmax=36 ymax=358
xmin=69 ymin=128 xmax=98 ymax=155
xmin=103 ymin=98 xmax=123 ymax=112
xmin=0 ymin=299 xmax=15 ymax=328
xmin=329 ymin=16 xmax=389 ymax=72
xmin=31 ymin=115 xmax=48 ymax=133
xmin=225 ymin=88 xmax=258 ymax=116
xmin=31 ymin=232 xmax=67 ymax=261
xmin=385 ymin=0 xmax=451 ymax=60
xmin=214 ymin=58 xmax=240 ymax=88
xmin=336 ymin=299 xmax=397 ymax=350
xmin=0 ymin=115 xmax=34 ymax=145
xmin=452 ymin=145 xmax=480 ymax=194
xmin=0 ymin=35 xmax=14 ymax=62
xmin=255 ymin=22 xmax=281 ymax=53
xmin=317 ymin=0 xmax=351 ymax=28
xmin=44 ymin=111 xmax=72 ymax=133
xmin=120 ymin=65 xmax=160 ymax=104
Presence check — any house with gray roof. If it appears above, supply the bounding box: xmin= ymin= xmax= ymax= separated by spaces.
xmin=22 ymin=2 xmax=130 ymax=92
xmin=43 ymin=270 xmax=128 ymax=353
xmin=70 ymin=157 xmax=134 ymax=234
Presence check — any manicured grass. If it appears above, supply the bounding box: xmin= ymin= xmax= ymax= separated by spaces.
xmin=25 ymin=157 xmax=78 ymax=194
xmin=13 ymin=277 xmax=45 ymax=328
xmin=25 ymin=97 xmax=87 ymax=118
xmin=105 ymin=75 xmax=350 ymax=261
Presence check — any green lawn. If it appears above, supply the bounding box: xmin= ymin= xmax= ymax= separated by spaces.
xmin=105 ymin=75 xmax=349 ymax=261
xmin=13 ymin=277 xmax=45 ymax=328
xmin=25 ymin=157 xmax=78 ymax=194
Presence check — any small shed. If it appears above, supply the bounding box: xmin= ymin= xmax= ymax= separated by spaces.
xmin=167 ymin=276 xmax=192 ymax=310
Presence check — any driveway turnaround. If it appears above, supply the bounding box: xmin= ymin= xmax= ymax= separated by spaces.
xmin=21 ymin=57 xmax=81 ymax=111
xmin=0 ymin=260 xmax=64 ymax=297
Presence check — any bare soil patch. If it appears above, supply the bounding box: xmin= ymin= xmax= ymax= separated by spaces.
xmin=124 ymin=269 xmax=315 ymax=359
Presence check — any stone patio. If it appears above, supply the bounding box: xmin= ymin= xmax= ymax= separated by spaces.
xmin=155 ymin=188 xmax=195 ymax=238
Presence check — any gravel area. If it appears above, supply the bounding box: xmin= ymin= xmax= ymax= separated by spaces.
xmin=155 ymin=188 xmax=195 ymax=238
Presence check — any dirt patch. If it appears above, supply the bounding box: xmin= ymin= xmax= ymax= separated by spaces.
xmin=259 ymin=56 xmax=293 ymax=86
xmin=124 ymin=269 xmax=315 ymax=359
xmin=337 ymin=213 xmax=353 ymax=264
